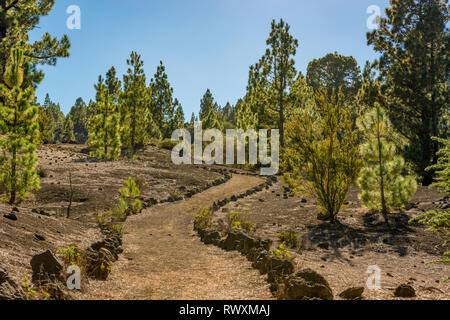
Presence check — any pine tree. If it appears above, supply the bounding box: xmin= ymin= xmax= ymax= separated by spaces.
xmin=287 ymin=73 xmax=316 ymax=119
xmin=68 ymin=97 xmax=89 ymax=144
xmin=149 ymin=61 xmax=177 ymax=138
xmin=36 ymin=105 xmax=48 ymax=145
xmin=284 ymin=88 xmax=360 ymax=221
xmin=203 ymin=107 xmax=223 ymax=131
xmin=0 ymin=1 xmax=70 ymax=88
xmin=42 ymin=94 xmax=64 ymax=143
xmin=357 ymin=104 xmax=417 ymax=224
xmin=189 ymin=112 xmax=197 ymax=128
xmin=411 ymin=137 xmax=450 ymax=279
xmin=367 ymin=0 xmax=449 ymax=185
xmin=199 ymin=89 xmax=218 ymax=122
xmin=0 ymin=48 xmax=40 ymax=204
xmin=306 ymin=52 xmax=361 ymax=104
xmin=173 ymin=99 xmax=185 ymax=129
xmin=249 ymin=19 xmax=299 ymax=147
xmin=61 ymin=114 xmax=75 ymax=143
xmin=88 ymin=72 xmax=121 ymax=160
xmin=237 ymin=98 xmax=258 ymax=131
xmin=120 ymin=52 xmax=155 ymax=155
xmin=220 ymin=102 xmax=237 ymax=129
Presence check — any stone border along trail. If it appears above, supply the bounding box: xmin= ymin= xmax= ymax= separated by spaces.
xmin=86 ymin=174 xmax=273 ymax=300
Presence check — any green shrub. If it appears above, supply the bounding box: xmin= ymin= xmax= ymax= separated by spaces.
xmin=97 ymin=211 xmax=112 ymax=228
xmin=119 ymin=177 xmax=142 ymax=215
xmin=57 ymin=245 xmax=82 ymax=266
xmin=271 ymin=242 xmax=293 ymax=260
xmin=228 ymin=211 xmax=255 ymax=233
xmin=22 ymin=277 xmax=36 ymax=298
xmin=109 ymin=224 xmax=124 ymax=235
xmin=284 ymin=88 xmax=361 ymax=221
xmin=194 ymin=207 xmax=212 ymax=230
xmin=159 ymin=138 xmax=178 ymax=150
xmin=277 ymin=230 xmax=298 ymax=248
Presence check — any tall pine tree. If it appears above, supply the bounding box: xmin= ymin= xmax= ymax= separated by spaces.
xmin=149 ymin=61 xmax=177 ymax=138
xmin=199 ymin=89 xmax=218 ymax=122
xmin=367 ymin=0 xmax=449 ymax=185
xmin=250 ymin=19 xmax=299 ymax=147
xmin=61 ymin=114 xmax=75 ymax=143
xmin=88 ymin=70 xmax=121 ymax=160
xmin=0 ymin=48 xmax=40 ymax=204
xmin=120 ymin=52 xmax=156 ymax=155
xmin=0 ymin=0 xmax=70 ymax=88
xmin=357 ymin=104 xmax=417 ymax=224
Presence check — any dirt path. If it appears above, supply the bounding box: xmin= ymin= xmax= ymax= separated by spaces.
xmin=85 ymin=174 xmax=273 ymax=300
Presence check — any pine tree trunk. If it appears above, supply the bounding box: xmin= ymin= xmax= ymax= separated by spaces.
xmin=131 ymin=102 xmax=136 ymax=155
xmin=377 ymin=123 xmax=388 ymax=225
xmin=9 ymin=103 xmax=17 ymax=205
xmin=9 ymin=148 xmax=16 ymax=205
xmin=279 ymin=87 xmax=285 ymax=148
xmin=421 ymin=115 xmax=434 ymax=186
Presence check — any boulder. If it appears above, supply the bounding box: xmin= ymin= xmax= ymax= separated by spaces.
xmin=0 ymin=267 xmax=25 ymax=300
xmin=251 ymin=251 xmax=271 ymax=274
xmin=246 ymin=247 xmax=266 ymax=263
xmin=83 ymin=248 xmax=112 ymax=280
xmin=339 ymin=287 xmax=364 ymax=300
xmin=317 ymin=242 xmax=330 ymax=250
xmin=394 ymin=284 xmax=416 ymax=298
xmin=41 ymin=282 xmax=72 ymax=300
xmin=30 ymin=250 xmax=63 ymax=283
xmin=3 ymin=213 xmax=17 ymax=221
xmin=267 ymin=258 xmax=295 ymax=283
xmin=280 ymin=268 xmax=333 ymax=300
xmin=221 ymin=229 xmax=270 ymax=253
xmin=199 ymin=229 xmax=221 ymax=245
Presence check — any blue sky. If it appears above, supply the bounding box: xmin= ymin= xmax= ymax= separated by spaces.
xmin=29 ymin=0 xmax=390 ymax=116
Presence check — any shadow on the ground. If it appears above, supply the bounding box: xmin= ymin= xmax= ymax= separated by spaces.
xmin=304 ymin=211 xmax=417 ymax=252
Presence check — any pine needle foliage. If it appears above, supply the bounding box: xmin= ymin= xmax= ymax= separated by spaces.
xmin=410 ymin=137 xmax=450 ymax=280
xmin=357 ymin=103 xmax=417 ymax=223
xmin=0 ymin=48 xmax=40 ymax=204
xmin=88 ymin=74 xmax=121 ymax=160
xmin=285 ymin=88 xmax=360 ymax=221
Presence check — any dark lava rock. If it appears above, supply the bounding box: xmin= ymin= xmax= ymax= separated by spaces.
xmin=220 ymin=229 xmax=271 ymax=254
xmin=280 ymin=268 xmax=333 ymax=300
xmin=34 ymin=234 xmax=45 ymax=241
xmin=267 ymin=258 xmax=295 ymax=283
xmin=38 ymin=210 xmax=51 ymax=217
xmin=83 ymin=248 xmax=112 ymax=280
xmin=317 ymin=242 xmax=329 ymax=250
xmin=30 ymin=250 xmax=63 ymax=283
xmin=394 ymin=284 xmax=416 ymax=298
xmin=3 ymin=213 xmax=17 ymax=221
xmin=339 ymin=287 xmax=364 ymax=300
xmin=199 ymin=229 xmax=221 ymax=245
xmin=0 ymin=267 xmax=26 ymax=300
